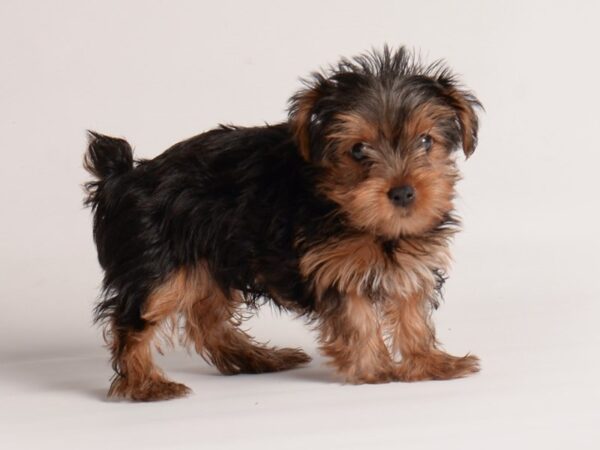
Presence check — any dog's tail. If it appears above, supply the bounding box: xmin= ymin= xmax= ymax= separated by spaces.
xmin=84 ymin=131 xmax=134 ymax=180
xmin=83 ymin=131 xmax=134 ymax=209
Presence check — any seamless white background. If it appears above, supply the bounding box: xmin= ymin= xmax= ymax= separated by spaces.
xmin=1 ymin=1 xmax=599 ymax=449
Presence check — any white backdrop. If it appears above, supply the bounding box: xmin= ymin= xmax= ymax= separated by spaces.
xmin=1 ymin=1 xmax=599 ymax=449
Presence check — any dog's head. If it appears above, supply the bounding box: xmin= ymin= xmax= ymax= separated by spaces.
xmin=289 ymin=46 xmax=481 ymax=238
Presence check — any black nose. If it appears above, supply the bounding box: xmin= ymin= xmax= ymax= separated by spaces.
xmin=388 ymin=185 xmax=415 ymax=207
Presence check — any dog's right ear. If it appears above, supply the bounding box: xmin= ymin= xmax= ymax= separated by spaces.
xmin=288 ymin=75 xmax=332 ymax=161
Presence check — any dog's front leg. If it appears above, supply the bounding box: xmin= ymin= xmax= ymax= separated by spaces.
xmin=384 ymin=291 xmax=479 ymax=381
xmin=317 ymin=291 xmax=395 ymax=384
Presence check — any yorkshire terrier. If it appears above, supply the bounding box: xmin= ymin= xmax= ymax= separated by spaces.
xmin=84 ymin=46 xmax=482 ymax=401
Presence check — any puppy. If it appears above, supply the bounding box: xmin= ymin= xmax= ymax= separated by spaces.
xmin=84 ymin=46 xmax=482 ymax=401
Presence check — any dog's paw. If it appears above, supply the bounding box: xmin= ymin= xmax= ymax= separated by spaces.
xmin=240 ymin=347 xmax=312 ymax=373
xmin=215 ymin=346 xmax=312 ymax=375
xmin=395 ymin=352 xmax=480 ymax=381
xmin=109 ymin=377 xmax=192 ymax=402
xmin=344 ymin=370 xmax=397 ymax=384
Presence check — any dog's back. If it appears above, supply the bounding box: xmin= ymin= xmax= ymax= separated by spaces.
xmin=84 ymin=124 xmax=319 ymax=330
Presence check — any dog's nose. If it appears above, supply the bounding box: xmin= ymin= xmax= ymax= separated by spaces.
xmin=387 ymin=185 xmax=415 ymax=207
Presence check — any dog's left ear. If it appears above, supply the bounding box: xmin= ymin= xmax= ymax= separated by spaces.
xmin=440 ymin=81 xmax=482 ymax=158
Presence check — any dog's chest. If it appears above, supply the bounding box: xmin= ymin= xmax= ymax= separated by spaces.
xmin=299 ymin=235 xmax=450 ymax=299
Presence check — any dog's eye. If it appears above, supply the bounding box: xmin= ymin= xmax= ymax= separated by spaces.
xmin=420 ymin=134 xmax=433 ymax=151
xmin=351 ymin=143 xmax=367 ymax=161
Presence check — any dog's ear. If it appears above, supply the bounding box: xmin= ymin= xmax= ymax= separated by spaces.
xmin=288 ymin=75 xmax=332 ymax=161
xmin=438 ymin=79 xmax=482 ymax=158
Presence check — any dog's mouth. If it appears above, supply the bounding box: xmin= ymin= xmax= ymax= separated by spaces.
xmin=383 ymin=205 xmax=455 ymax=239
xmin=392 ymin=206 xmax=413 ymax=218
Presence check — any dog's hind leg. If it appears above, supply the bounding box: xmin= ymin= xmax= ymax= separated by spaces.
xmin=106 ymin=271 xmax=192 ymax=401
xmin=183 ymin=263 xmax=311 ymax=374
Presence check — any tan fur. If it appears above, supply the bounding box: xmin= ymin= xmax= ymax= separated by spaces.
xmin=290 ymin=88 xmax=323 ymax=161
xmin=107 ymin=323 xmax=191 ymax=401
xmin=402 ymin=103 xmax=457 ymax=144
xmin=106 ymin=263 xmax=310 ymax=401
xmin=301 ymin=224 xmax=476 ymax=383
xmin=319 ymin=105 xmax=461 ymax=239
xmin=326 ymin=113 xmax=379 ymax=144
xmin=346 ymin=166 xmax=455 ymax=238
xmin=384 ymin=291 xmax=479 ymax=381
xmin=442 ymin=87 xmax=479 ymax=157
xmin=300 ymin=232 xmax=453 ymax=301
xmin=300 ymin=235 xmax=386 ymax=298
xmin=182 ymin=263 xmax=310 ymax=374
xmin=317 ymin=292 xmax=395 ymax=383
